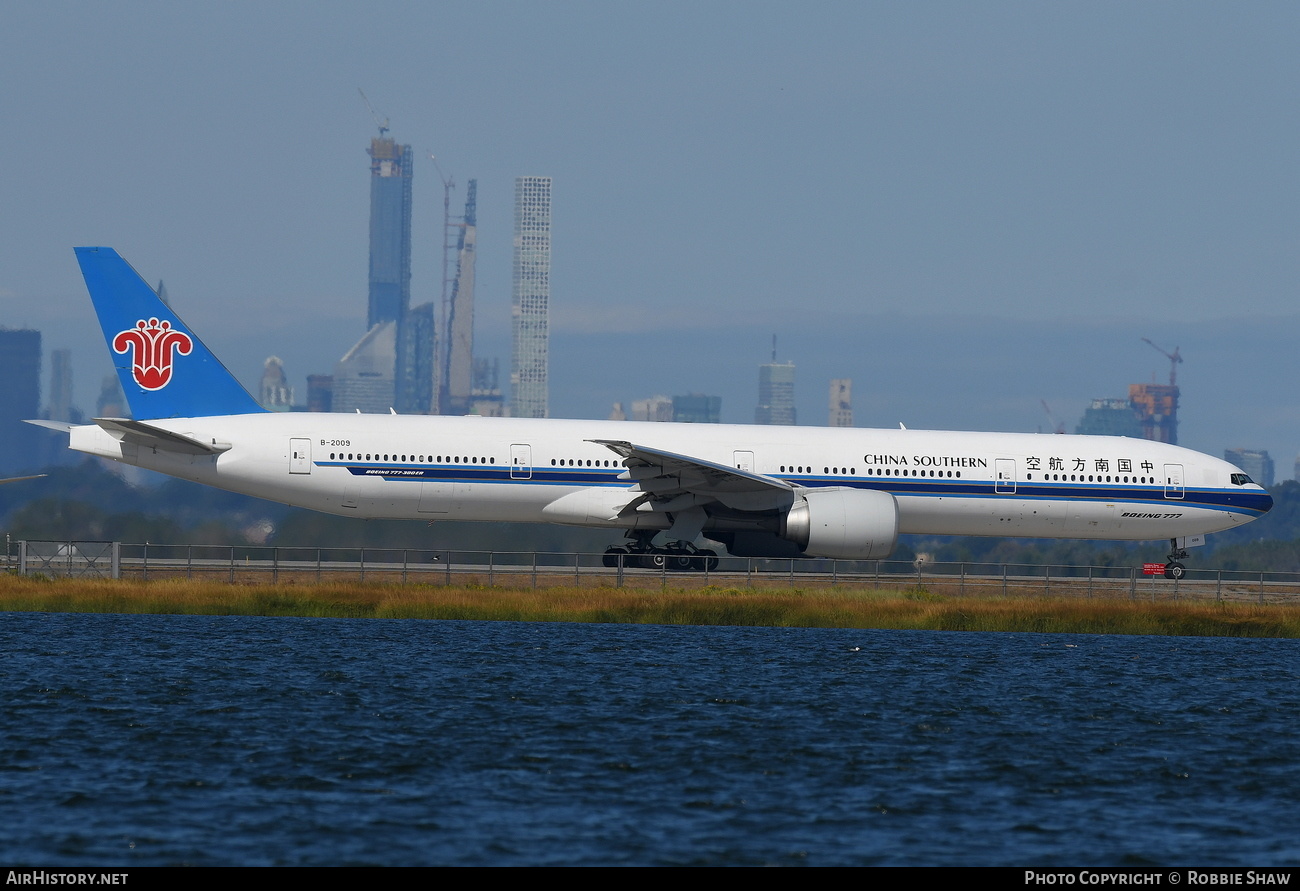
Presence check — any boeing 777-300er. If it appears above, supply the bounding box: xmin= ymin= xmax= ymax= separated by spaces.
xmin=31 ymin=247 xmax=1273 ymax=578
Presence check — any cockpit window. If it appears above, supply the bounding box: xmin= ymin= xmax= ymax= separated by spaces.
xmin=1230 ymin=473 xmax=1254 ymax=486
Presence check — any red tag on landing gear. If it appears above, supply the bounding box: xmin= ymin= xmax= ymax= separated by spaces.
xmin=1142 ymin=563 xmax=1166 ymax=575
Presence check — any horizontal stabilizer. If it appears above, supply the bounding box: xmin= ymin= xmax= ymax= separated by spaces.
xmin=0 ymin=473 xmax=46 ymax=485
xmin=94 ymin=418 xmax=232 ymax=455
xmin=25 ymin=419 xmax=74 ymax=433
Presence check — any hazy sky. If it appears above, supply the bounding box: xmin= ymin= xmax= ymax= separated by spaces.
xmin=2 ymin=3 xmax=1298 ymax=470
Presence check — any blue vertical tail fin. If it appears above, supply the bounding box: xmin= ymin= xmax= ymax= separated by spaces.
xmin=75 ymin=247 xmax=265 ymax=420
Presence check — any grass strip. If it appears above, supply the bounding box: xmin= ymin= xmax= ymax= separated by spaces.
xmin=3 ymin=576 xmax=1300 ymax=637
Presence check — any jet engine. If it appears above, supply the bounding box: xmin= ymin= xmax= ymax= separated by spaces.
xmin=780 ymin=487 xmax=899 ymax=560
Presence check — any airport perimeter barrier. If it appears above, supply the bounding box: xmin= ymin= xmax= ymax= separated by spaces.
xmin=6 ymin=540 xmax=1300 ymax=603
xmin=14 ymin=540 xmax=121 ymax=579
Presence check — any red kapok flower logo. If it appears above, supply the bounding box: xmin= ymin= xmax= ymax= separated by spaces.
xmin=112 ymin=318 xmax=194 ymax=391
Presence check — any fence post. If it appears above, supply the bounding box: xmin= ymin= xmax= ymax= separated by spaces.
xmin=1216 ymin=569 xmax=1222 ymax=602
xmin=960 ymin=562 xmax=965 ymax=597
xmin=272 ymin=547 xmax=279 ymax=584
xmin=402 ymin=549 xmax=408 ymax=585
xmin=488 ymin=551 xmax=494 ymax=587
xmin=1002 ymin=564 xmax=1007 ymax=597
xmin=575 ymin=551 xmax=580 ymax=586
xmin=229 ymin=546 xmax=235 ymax=583
xmin=532 ymin=551 xmax=538 ymax=589
xmin=1129 ymin=566 xmax=1137 ymax=600
xmin=142 ymin=542 xmax=148 ymax=581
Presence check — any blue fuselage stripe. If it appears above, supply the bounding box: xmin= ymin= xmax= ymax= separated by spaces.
xmin=318 ymin=463 xmax=1270 ymax=517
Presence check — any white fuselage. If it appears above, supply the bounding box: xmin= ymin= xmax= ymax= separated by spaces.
xmin=66 ymin=412 xmax=1271 ymax=545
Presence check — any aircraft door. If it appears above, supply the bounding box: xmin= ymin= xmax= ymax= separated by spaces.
xmin=733 ymin=450 xmax=755 ymax=473
xmin=289 ymin=438 xmax=311 ymax=474
xmin=511 ymin=444 xmax=532 ymax=479
xmin=995 ymin=458 xmax=1016 ymax=494
xmin=1163 ymin=463 xmax=1184 ymax=499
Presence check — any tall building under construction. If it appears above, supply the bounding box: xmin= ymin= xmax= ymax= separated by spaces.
xmin=334 ymin=129 xmax=421 ymax=414
xmin=367 ymin=136 xmax=413 ymax=329
xmin=1128 ymin=383 xmax=1178 ymax=444
xmin=1076 ymin=341 xmax=1181 ymax=445
xmin=511 ymin=176 xmax=551 ymax=418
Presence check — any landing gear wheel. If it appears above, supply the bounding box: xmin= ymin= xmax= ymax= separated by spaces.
xmin=1163 ymin=562 xmax=1186 ymax=581
xmin=602 ymin=546 xmax=630 ymax=568
xmin=698 ymin=549 xmax=719 ymax=571
xmin=669 ymin=553 xmax=695 ymax=572
xmin=641 ymin=550 xmax=668 ymax=570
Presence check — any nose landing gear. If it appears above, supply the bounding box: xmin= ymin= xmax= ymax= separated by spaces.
xmin=1163 ymin=538 xmax=1189 ymax=580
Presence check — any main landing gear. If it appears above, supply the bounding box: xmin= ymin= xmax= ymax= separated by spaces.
xmin=602 ymin=533 xmax=719 ymax=572
xmin=1164 ymin=538 xmax=1189 ymax=580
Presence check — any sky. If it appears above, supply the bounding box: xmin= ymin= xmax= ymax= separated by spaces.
xmin=2 ymin=2 xmax=1299 ymax=473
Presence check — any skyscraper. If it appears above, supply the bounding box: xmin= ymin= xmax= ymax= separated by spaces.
xmin=442 ymin=180 xmax=478 ymax=416
xmin=395 ymin=302 xmax=435 ymax=414
xmin=1224 ymin=448 xmax=1275 ymax=488
xmin=829 ymin=379 xmax=852 ymax=427
xmin=756 ymin=341 xmax=796 ymax=426
xmin=48 ymin=348 xmax=75 ymax=423
xmin=332 ymin=320 xmax=396 ymax=413
xmin=673 ymin=393 xmax=722 ymax=424
xmin=259 ymin=356 xmax=293 ymax=411
xmin=0 ymin=328 xmax=42 ymax=474
xmin=511 ymin=175 xmax=551 ymax=418
xmin=367 ymin=137 xmax=413 ymax=329
xmin=1075 ymin=398 xmax=1142 ymax=437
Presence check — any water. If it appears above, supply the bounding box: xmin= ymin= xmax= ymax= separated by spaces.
xmin=1 ymin=613 xmax=1297 ymax=866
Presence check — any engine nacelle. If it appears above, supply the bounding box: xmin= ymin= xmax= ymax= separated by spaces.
xmin=781 ymin=487 xmax=899 ymax=560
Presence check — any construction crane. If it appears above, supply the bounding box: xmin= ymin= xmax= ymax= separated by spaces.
xmin=357 ymin=88 xmax=389 ymax=137
xmin=1142 ymin=338 xmax=1183 ymax=387
xmin=1040 ymin=400 xmax=1066 ymax=435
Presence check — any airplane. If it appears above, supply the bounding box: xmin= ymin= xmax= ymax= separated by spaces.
xmin=30 ymin=247 xmax=1273 ymax=579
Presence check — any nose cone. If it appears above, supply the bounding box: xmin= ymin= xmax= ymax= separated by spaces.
xmin=1260 ymin=488 xmax=1275 ymax=514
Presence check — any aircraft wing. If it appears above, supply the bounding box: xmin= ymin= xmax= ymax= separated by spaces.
xmin=93 ymin=418 xmax=232 ymax=456
xmin=588 ymin=439 xmax=796 ymax=512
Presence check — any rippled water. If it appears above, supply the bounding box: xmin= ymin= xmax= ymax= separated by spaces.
xmin=1 ymin=613 xmax=1297 ymax=866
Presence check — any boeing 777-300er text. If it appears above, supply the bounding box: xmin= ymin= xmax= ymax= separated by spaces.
xmin=31 ymin=247 xmax=1273 ymax=577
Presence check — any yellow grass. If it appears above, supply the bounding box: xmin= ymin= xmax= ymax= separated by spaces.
xmin=4 ymin=575 xmax=1300 ymax=637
